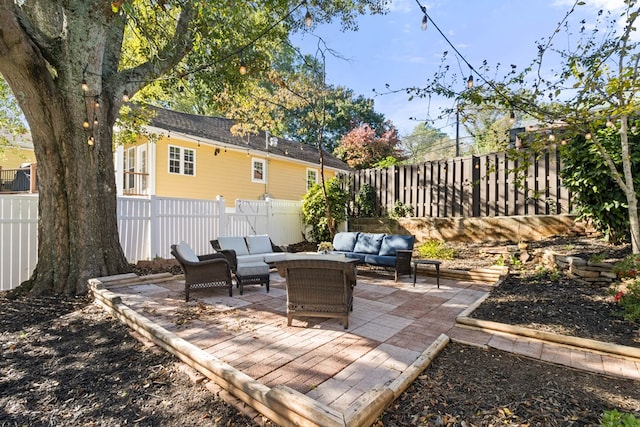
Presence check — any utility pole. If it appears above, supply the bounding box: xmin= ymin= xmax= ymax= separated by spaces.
xmin=455 ymin=107 xmax=460 ymax=157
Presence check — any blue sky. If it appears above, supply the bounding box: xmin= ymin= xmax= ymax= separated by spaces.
xmin=291 ymin=0 xmax=625 ymax=137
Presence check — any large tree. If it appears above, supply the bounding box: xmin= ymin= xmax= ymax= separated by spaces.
xmin=401 ymin=123 xmax=452 ymax=162
xmin=333 ymin=123 xmax=402 ymax=169
xmin=191 ymin=48 xmax=393 ymax=152
xmin=0 ymin=0 xmax=387 ymax=296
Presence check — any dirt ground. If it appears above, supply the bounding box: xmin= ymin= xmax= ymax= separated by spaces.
xmin=1 ymin=235 xmax=639 ymax=426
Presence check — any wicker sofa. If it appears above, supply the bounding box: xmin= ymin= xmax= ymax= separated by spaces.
xmin=210 ymin=235 xmax=288 ymax=270
xmin=210 ymin=235 xmax=288 ymax=294
xmin=330 ymin=232 xmax=415 ymax=281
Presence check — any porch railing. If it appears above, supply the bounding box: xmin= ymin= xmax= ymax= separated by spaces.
xmin=122 ymin=171 xmax=149 ymax=195
xmin=0 ymin=164 xmax=37 ymax=193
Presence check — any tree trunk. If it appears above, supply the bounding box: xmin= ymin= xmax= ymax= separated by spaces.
xmin=24 ymin=99 xmax=131 ymax=296
xmin=619 ymin=117 xmax=640 ymax=253
xmin=0 ymin=2 xmax=131 ymax=295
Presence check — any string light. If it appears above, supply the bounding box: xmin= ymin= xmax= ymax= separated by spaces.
xmin=87 ymin=135 xmax=95 ymax=146
xmin=81 ymin=79 xmax=89 ymax=92
xmin=93 ymin=114 xmax=99 ymax=126
xmin=94 ymin=96 xmax=100 ymax=108
xmin=585 ymin=132 xmax=592 ymax=140
xmin=421 ymin=14 xmax=428 ymax=30
xmin=238 ymin=59 xmax=247 ymax=75
xmin=606 ymin=117 xmax=614 ymax=127
xmin=466 ymin=74 xmax=474 ymax=89
xmin=304 ymin=10 xmax=312 ymax=27
xmin=82 ymin=118 xmax=90 ymax=129
xmin=122 ymin=90 xmax=130 ymax=102
xmin=509 ymin=110 xmax=516 ymax=125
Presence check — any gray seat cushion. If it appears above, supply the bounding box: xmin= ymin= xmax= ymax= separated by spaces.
xmin=236 ymin=262 xmax=269 ymax=277
xmin=175 ymin=241 xmax=199 ymax=262
xmin=246 ymin=235 xmax=273 ymax=255
xmin=218 ymin=237 xmax=250 ymax=256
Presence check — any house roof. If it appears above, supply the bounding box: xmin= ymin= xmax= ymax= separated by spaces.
xmin=146 ymin=106 xmax=352 ymax=172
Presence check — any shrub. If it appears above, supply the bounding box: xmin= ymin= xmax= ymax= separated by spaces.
xmin=610 ymin=255 xmax=640 ymax=323
xmin=601 ymin=409 xmax=640 ymax=427
xmin=416 ymin=239 xmax=455 ymax=260
xmin=559 ymin=129 xmax=640 ymax=244
xmin=301 ymin=177 xmax=350 ymax=243
xmin=354 ymin=183 xmax=376 ymax=217
xmin=389 ymin=201 xmax=413 ymax=219
xmin=610 ymin=282 xmax=640 ymax=323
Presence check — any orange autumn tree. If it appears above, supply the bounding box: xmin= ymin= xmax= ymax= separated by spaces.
xmin=334 ymin=124 xmax=403 ymax=170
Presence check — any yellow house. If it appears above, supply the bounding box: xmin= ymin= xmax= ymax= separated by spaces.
xmin=114 ymin=107 xmax=352 ymax=201
xmin=0 ymin=133 xmax=37 ymax=193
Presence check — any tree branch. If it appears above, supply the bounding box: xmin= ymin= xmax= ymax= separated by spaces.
xmin=111 ymin=2 xmax=197 ymax=102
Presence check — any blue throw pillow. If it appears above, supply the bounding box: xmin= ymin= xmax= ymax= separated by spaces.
xmin=332 ymin=232 xmax=360 ymax=252
xmin=379 ymin=235 xmax=415 ymax=256
xmin=353 ymin=233 xmax=385 ymax=254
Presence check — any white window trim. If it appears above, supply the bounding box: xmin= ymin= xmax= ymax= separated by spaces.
xmin=306 ymin=167 xmax=318 ymax=190
xmin=251 ymin=158 xmax=267 ymax=183
xmin=168 ymin=144 xmax=196 ymax=176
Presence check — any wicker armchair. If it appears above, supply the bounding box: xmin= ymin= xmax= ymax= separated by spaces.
xmin=171 ymin=242 xmax=233 ymax=301
xmin=277 ymin=259 xmax=357 ymax=329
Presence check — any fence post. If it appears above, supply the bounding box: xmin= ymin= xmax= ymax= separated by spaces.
xmin=29 ymin=163 xmax=37 ymax=193
xmin=149 ymin=195 xmax=158 ymax=259
xmin=472 ymin=156 xmax=481 ymax=217
xmin=217 ymin=195 xmax=227 ymax=237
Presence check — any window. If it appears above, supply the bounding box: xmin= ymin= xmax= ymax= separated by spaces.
xmin=252 ymin=158 xmax=266 ymax=183
xmin=168 ymin=145 xmax=195 ymax=176
xmin=125 ymin=147 xmax=136 ymax=190
xmin=306 ymin=168 xmax=318 ymax=190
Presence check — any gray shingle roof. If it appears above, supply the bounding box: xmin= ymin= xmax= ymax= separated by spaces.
xmin=146 ymin=106 xmax=352 ymax=172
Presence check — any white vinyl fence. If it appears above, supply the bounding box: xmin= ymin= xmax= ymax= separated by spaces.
xmin=1 ymin=195 xmax=304 ymax=291
xmin=0 ymin=194 xmax=38 ymax=292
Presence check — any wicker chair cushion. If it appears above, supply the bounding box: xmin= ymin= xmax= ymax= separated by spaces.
xmin=217 ymin=236 xmax=250 ymax=256
xmin=332 ymin=232 xmax=360 ymax=252
xmin=246 ymin=235 xmax=273 ymax=254
xmin=236 ymin=261 xmax=269 ymax=277
xmin=353 ymin=233 xmax=385 ymax=254
xmin=175 ymin=241 xmax=199 ymax=262
xmin=379 ymin=235 xmax=415 ymax=256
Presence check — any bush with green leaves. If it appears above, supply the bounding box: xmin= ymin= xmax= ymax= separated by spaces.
xmin=301 ymin=177 xmax=350 ymax=243
xmin=416 ymin=239 xmax=456 ymax=260
xmin=559 ymin=128 xmax=640 ymax=244
xmin=389 ymin=201 xmax=413 ymax=219
xmin=611 ymin=255 xmax=640 ymax=323
xmin=354 ymin=183 xmax=376 ymax=217
xmin=601 ymin=409 xmax=640 ymax=427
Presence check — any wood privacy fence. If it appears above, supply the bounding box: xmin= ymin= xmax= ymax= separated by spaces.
xmin=1 ymin=195 xmax=303 ymax=291
xmin=343 ymin=147 xmax=574 ymax=218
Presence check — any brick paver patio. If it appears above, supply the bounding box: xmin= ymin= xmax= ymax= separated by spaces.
xmin=95 ymin=267 xmax=640 ymax=425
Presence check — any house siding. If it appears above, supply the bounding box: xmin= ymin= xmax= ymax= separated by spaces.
xmin=150 ymin=136 xmax=337 ymax=201
xmin=0 ymin=146 xmax=35 ymax=168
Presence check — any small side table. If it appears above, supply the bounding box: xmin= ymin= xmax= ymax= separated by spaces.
xmin=412 ymin=259 xmax=441 ymax=288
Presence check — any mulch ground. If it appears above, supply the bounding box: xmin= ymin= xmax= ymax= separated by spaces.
xmin=1 ymin=235 xmax=639 ymax=426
